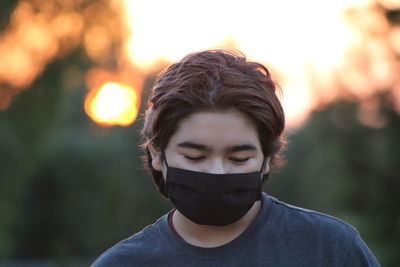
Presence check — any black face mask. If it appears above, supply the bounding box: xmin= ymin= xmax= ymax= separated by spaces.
xmin=161 ymin=155 xmax=265 ymax=226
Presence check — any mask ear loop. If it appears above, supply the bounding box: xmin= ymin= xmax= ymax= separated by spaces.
xmin=259 ymin=157 xmax=266 ymax=173
xmin=161 ymin=150 xmax=169 ymax=168
xmin=158 ymin=151 xmax=170 ymax=198
xmin=261 ymin=156 xmax=272 ymax=181
xmin=255 ymin=157 xmax=267 ymax=200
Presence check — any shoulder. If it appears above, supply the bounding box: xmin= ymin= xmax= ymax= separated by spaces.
xmin=267 ymin=195 xmax=358 ymax=238
xmin=91 ymin=216 xmax=168 ymax=266
xmin=264 ymin=195 xmax=380 ymax=266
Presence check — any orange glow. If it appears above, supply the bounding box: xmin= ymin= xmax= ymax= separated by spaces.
xmin=1 ymin=0 xmax=397 ymax=129
xmin=389 ymin=26 xmax=400 ymax=54
xmin=0 ymin=42 xmax=37 ymax=88
xmin=122 ymin=0 xmax=374 ymax=127
xmin=357 ymin=97 xmax=387 ymax=128
xmin=50 ymin=12 xmax=84 ymax=39
xmin=84 ymin=26 xmax=112 ymax=62
xmin=85 ymin=82 xmax=138 ymax=126
xmin=379 ymin=0 xmax=400 ymax=9
xmin=0 ymin=0 xmax=127 ymax=111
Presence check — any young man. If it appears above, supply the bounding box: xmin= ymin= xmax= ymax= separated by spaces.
xmin=92 ymin=50 xmax=380 ymax=266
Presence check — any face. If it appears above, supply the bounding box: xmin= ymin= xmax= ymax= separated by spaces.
xmin=150 ymin=109 xmax=270 ymax=176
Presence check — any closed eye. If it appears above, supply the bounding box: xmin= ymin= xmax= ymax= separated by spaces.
xmin=184 ymin=155 xmax=206 ymax=161
xmin=229 ymin=157 xmax=250 ymax=163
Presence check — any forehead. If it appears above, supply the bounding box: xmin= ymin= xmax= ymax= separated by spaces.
xmin=166 ymin=109 xmax=261 ymax=150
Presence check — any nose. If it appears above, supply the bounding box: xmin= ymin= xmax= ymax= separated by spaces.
xmin=208 ymin=160 xmax=227 ymax=174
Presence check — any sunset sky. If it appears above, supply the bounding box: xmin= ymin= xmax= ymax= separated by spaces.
xmin=1 ymin=0 xmax=398 ymax=128
xmin=122 ymin=0 xmax=377 ymax=127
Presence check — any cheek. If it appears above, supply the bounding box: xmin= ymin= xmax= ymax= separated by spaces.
xmin=241 ymin=156 xmax=265 ymax=172
xmin=162 ymin=152 xmax=184 ymax=172
xmin=162 ymin=157 xmax=192 ymax=181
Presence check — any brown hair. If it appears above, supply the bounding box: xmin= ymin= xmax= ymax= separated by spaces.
xmin=142 ymin=49 xmax=286 ymax=197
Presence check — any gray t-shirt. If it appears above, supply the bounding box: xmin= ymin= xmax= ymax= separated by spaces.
xmin=92 ymin=193 xmax=380 ymax=266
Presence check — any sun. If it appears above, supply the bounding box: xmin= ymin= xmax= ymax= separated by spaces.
xmin=85 ymin=82 xmax=138 ymax=126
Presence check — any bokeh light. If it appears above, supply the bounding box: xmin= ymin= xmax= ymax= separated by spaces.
xmin=0 ymin=0 xmax=126 ymax=112
xmin=85 ymin=82 xmax=138 ymax=126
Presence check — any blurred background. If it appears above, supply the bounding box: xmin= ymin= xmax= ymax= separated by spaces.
xmin=0 ymin=0 xmax=399 ymax=265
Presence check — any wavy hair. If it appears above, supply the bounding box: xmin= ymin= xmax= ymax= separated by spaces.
xmin=142 ymin=49 xmax=286 ymax=198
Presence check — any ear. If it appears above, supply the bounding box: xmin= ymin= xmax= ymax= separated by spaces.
xmin=148 ymin=143 xmax=162 ymax=172
xmin=263 ymin=157 xmax=271 ymax=175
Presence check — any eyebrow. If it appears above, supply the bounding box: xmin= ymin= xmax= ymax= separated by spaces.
xmin=228 ymin=144 xmax=257 ymax=153
xmin=177 ymin=141 xmax=257 ymax=153
xmin=177 ymin=141 xmax=211 ymax=151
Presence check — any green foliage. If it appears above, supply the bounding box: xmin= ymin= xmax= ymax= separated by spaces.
xmin=0 ymin=0 xmax=16 ymax=31
xmin=0 ymin=52 xmax=172 ymax=262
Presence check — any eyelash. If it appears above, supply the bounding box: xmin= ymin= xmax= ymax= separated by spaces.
xmin=229 ymin=157 xmax=250 ymax=163
xmin=184 ymin=155 xmax=250 ymax=163
xmin=184 ymin=155 xmax=205 ymax=161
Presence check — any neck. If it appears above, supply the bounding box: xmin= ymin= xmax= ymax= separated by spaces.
xmin=172 ymin=200 xmax=262 ymax=248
